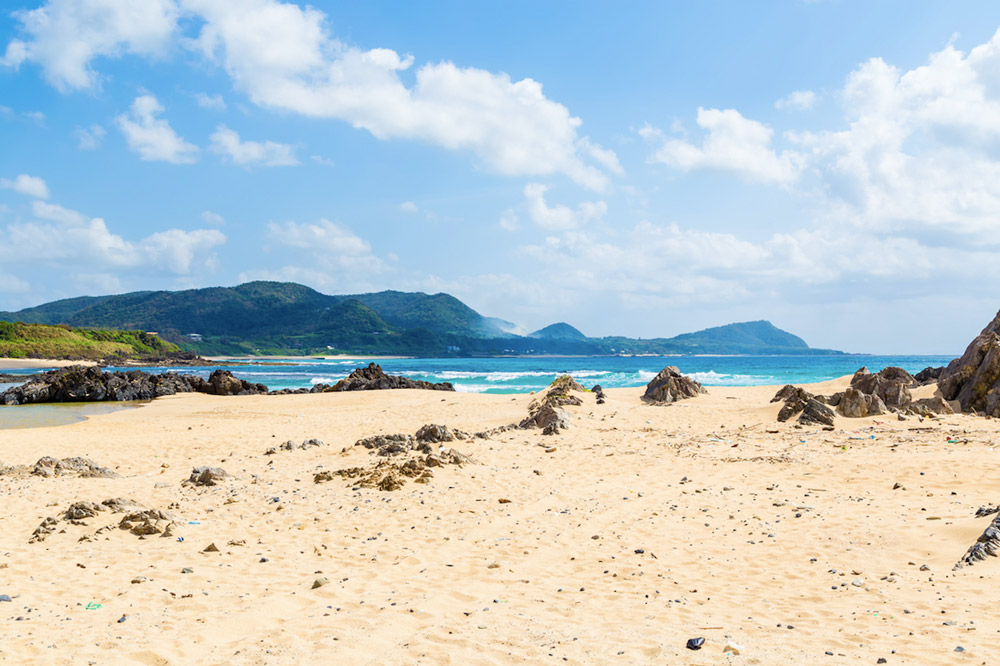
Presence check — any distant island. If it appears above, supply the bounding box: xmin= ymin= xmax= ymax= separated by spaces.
xmin=0 ymin=281 xmax=845 ymax=358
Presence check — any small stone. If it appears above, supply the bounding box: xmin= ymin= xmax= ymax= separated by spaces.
xmin=130 ymin=577 xmax=147 ymax=584
xmin=117 ymin=615 xmax=126 ymax=623
xmin=203 ymin=542 xmax=219 ymax=553
xmin=181 ymin=567 xmax=193 ymax=574
xmin=312 ymin=577 xmax=329 ymax=589
xmin=498 ymin=498 xmax=512 ymax=504
xmin=954 ymin=647 xmax=965 ymax=653
xmin=877 ymin=659 xmax=887 ymax=664
xmin=723 ymin=642 xmax=743 ymax=655
xmin=919 ymin=564 xmax=930 ymax=571
xmin=851 ymin=577 xmax=865 ymax=587
xmin=685 ymin=637 xmax=705 ymax=650
xmin=0 ymin=594 xmax=11 ymax=602
xmin=634 ymin=548 xmax=645 ymax=554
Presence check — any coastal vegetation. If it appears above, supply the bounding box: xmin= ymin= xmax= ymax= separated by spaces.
xmin=0 ymin=321 xmax=179 ymax=361
xmin=0 ymin=281 xmax=843 ymax=357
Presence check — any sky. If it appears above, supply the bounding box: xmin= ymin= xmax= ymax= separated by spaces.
xmin=2 ymin=1 xmax=1000 ymax=354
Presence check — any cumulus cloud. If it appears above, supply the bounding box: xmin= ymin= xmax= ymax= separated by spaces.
xmin=399 ymin=201 xmax=418 ymax=213
xmin=0 ymin=174 xmax=50 ymax=199
xmin=775 ymin=89 xmax=817 ymax=110
xmin=209 ymin=125 xmax=298 ymax=166
xmin=522 ymin=183 xmax=607 ymax=231
xmin=641 ymin=109 xmax=804 ymax=185
xmin=267 ymin=219 xmax=384 ymax=273
xmin=0 ymin=200 xmax=226 ymax=277
xmin=3 ymin=0 xmax=616 ymax=189
xmin=116 ymin=94 xmax=199 ymax=163
xmin=75 ymin=123 xmax=106 ymax=150
xmin=0 ymin=0 xmax=178 ymax=91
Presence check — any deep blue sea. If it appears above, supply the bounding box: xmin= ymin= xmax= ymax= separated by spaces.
xmin=68 ymin=354 xmax=958 ymax=394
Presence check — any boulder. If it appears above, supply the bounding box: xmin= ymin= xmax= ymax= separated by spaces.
xmin=850 ymin=366 xmax=915 ymax=411
xmin=799 ymin=398 xmax=835 ymax=426
xmin=641 ymin=366 xmax=706 ymax=405
xmin=205 ymin=369 xmax=267 ymax=396
xmin=938 ymin=310 xmax=1000 ymax=417
xmin=835 ymin=387 xmax=886 ymax=418
xmin=914 ymin=366 xmax=946 ymax=385
xmin=324 ymin=363 xmax=454 ymax=392
xmin=520 ymin=403 xmax=570 ymax=435
xmin=956 ymin=510 xmax=1000 ymax=568
xmin=415 ymin=424 xmax=469 ymax=443
xmin=186 ymin=466 xmax=229 ymax=486
xmin=910 ymin=396 xmax=954 ymax=416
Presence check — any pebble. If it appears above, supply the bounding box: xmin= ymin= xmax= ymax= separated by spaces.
xmin=312 ymin=577 xmax=329 ymax=589
xmin=877 ymin=659 xmax=887 ymax=664
xmin=685 ymin=637 xmax=705 ymax=650
xmin=117 ymin=615 xmax=126 ymax=623
xmin=954 ymin=646 xmax=965 ymax=653
xmin=851 ymin=578 xmax=865 ymax=587
xmin=181 ymin=567 xmax=193 ymax=574
xmin=0 ymin=594 xmax=11 ymax=602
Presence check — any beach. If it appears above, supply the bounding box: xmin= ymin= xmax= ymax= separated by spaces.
xmin=0 ymin=378 xmax=997 ymax=665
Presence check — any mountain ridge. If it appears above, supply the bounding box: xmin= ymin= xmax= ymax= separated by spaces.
xmin=0 ymin=282 xmax=844 ymax=357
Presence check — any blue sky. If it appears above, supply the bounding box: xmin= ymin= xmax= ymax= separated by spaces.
xmin=3 ymin=1 xmax=1000 ymax=354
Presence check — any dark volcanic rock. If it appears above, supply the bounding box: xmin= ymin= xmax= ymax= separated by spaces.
xmin=324 ymin=363 xmax=454 ymax=392
xmin=939 ymin=310 xmax=1000 ymax=417
xmin=772 ymin=385 xmax=814 ymax=422
xmin=956 ymin=511 xmax=1000 ymax=568
xmin=0 ymin=366 xmax=265 ymax=405
xmin=799 ymin=398 xmax=835 ymax=426
xmin=641 ymin=366 xmax=706 ymax=405
xmin=915 ymin=366 xmax=946 ymax=385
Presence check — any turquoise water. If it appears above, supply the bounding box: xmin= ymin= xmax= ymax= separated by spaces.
xmin=99 ymin=354 xmax=955 ymax=394
xmin=0 ymin=401 xmax=148 ymax=430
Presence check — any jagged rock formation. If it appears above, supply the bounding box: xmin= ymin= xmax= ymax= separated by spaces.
xmin=956 ymin=510 xmax=1000 ymax=568
xmin=265 ymin=438 xmax=326 ymax=455
xmin=849 ymin=367 xmax=915 ymax=411
xmin=915 ymin=366 xmax=945 ymax=385
xmin=939 ymin=310 xmax=1000 ymax=416
xmin=317 ymin=363 xmax=455 ymax=392
xmin=31 ymin=497 xmax=176 ymax=543
xmin=185 ymin=466 xmax=230 ymax=487
xmin=641 ymin=366 xmax=706 ymax=405
xmin=0 ymin=366 xmax=267 ymax=405
xmin=520 ymin=375 xmax=586 ymax=435
xmin=834 ymin=387 xmax=886 ymax=418
xmin=1 ymin=456 xmax=118 ymax=478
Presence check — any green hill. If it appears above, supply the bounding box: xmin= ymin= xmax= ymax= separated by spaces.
xmin=0 ymin=321 xmax=179 ymax=361
xmin=529 ymin=323 xmax=588 ymax=341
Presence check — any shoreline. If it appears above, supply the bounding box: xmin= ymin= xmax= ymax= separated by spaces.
xmin=0 ymin=357 xmax=99 ymax=370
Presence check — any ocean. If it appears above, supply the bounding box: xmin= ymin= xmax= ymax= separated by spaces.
xmin=86 ymin=354 xmax=956 ymax=394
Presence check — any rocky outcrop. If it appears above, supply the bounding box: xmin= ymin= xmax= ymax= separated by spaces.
xmin=956 ymin=510 xmax=1000 ymax=568
xmin=641 ymin=366 xmax=706 ymax=405
xmin=519 ymin=375 xmax=587 ymax=435
xmin=938 ymin=310 xmax=1000 ymax=417
xmin=32 ymin=456 xmax=118 ymax=478
xmin=835 ymin=387 xmax=886 ymax=418
xmin=185 ymin=466 xmax=230 ymax=486
xmin=31 ymin=497 xmax=175 ymax=543
xmin=850 ymin=367 xmax=915 ymax=411
xmin=799 ymin=398 xmax=835 ymax=426
xmin=914 ymin=366 xmax=946 ymax=385
xmin=0 ymin=366 xmax=267 ymax=405
xmin=320 ymin=363 xmax=454 ymax=392
xmin=772 ymin=385 xmax=814 ymax=422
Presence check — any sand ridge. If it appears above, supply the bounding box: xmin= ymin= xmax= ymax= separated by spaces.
xmin=0 ymin=380 xmax=998 ymax=664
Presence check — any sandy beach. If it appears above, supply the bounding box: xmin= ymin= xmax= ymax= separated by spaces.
xmin=1 ymin=378 xmax=998 ymax=665
xmin=0 ymin=358 xmax=99 ymax=370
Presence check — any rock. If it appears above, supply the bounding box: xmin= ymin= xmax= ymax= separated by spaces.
xmin=32 ymin=456 xmax=118 ymax=479
xmin=181 ymin=567 xmax=193 ymax=574
xmin=311 ymin=577 xmax=329 ymax=589
xmin=909 ymin=396 xmax=954 ymax=416
xmin=119 ymin=509 xmax=176 ymax=536
xmin=852 ymin=577 xmax=865 ymax=587
xmin=723 ymin=642 xmax=743 ymax=655
xmin=520 ymin=403 xmax=570 ymax=435
xmin=186 ymin=466 xmax=229 ymax=486
xmin=323 ymin=363 xmax=454 ymax=392
xmin=915 ymin=366 xmax=945 ymax=385
xmin=356 ymin=433 xmax=416 ymax=456
xmin=203 ymin=543 xmax=219 ymax=553
xmin=415 ymin=424 xmax=469 ymax=443
xmin=955 ymin=510 xmax=1000 ymax=568
xmin=0 ymin=365 xmax=266 ymax=405
xmin=850 ymin=366 xmax=916 ymax=411
xmin=685 ymin=637 xmax=705 ymax=650
xmin=938 ymin=312 xmax=1000 ymax=416
xmin=0 ymin=594 xmax=11 ymax=602
xmin=641 ymin=366 xmax=706 ymax=405
xmin=799 ymin=399 xmax=835 ymax=426
xmin=836 ymin=387 xmax=886 ymax=418
xmin=771 ymin=385 xmax=811 ymax=404
xmin=65 ymin=501 xmax=104 ymax=521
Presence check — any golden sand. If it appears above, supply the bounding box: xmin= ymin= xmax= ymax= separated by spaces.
xmin=0 ymin=380 xmax=997 ymax=664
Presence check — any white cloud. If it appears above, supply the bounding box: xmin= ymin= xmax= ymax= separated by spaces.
xmin=4 ymin=0 xmax=617 ymax=188
xmin=0 ymin=273 xmax=30 ymax=294
xmin=399 ymin=201 xmax=418 ymax=213
xmin=200 ymin=210 xmax=225 ymax=225
xmin=1 ymin=0 xmax=179 ymax=91
xmin=775 ymin=89 xmax=817 ymax=110
xmin=523 ymin=183 xmax=607 ymax=231
xmin=209 ymin=125 xmax=297 ymax=166
xmin=499 ymin=208 xmax=519 ymax=232
xmin=195 ymin=92 xmax=226 ymax=110
xmin=0 ymin=200 xmax=226 ymax=276
xmin=116 ymin=94 xmax=199 ymax=163
xmin=0 ymin=174 xmax=50 ymax=199
xmin=642 ymin=109 xmax=803 ymax=185
xmin=184 ymin=0 xmax=615 ymax=189
xmin=75 ymin=123 xmax=106 ymax=150
xmin=310 ymin=154 xmax=334 ymax=166
xmin=267 ymin=219 xmax=384 ymax=273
